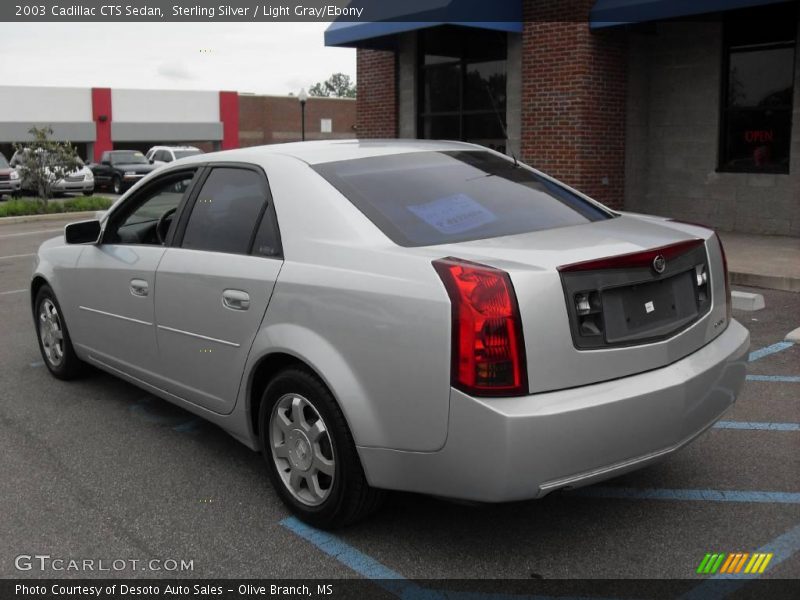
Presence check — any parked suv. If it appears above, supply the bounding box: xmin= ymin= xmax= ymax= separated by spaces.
xmin=0 ymin=152 xmax=22 ymax=199
xmin=91 ymin=150 xmax=158 ymax=194
xmin=146 ymin=146 xmax=203 ymax=166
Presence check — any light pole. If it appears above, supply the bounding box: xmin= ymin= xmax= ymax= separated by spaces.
xmin=298 ymin=88 xmax=308 ymax=141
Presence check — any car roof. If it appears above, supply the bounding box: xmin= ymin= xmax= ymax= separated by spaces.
xmin=175 ymin=139 xmax=485 ymax=167
xmin=150 ymin=145 xmax=200 ymax=150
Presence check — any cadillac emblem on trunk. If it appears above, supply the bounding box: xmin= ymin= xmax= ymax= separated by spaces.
xmin=652 ymin=254 xmax=666 ymax=274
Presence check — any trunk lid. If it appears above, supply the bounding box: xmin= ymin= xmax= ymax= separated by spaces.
xmin=433 ymin=214 xmax=729 ymax=393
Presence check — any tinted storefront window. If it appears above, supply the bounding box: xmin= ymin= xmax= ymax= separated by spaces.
xmin=418 ymin=26 xmax=508 ymax=152
xmin=719 ymin=12 xmax=796 ymax=173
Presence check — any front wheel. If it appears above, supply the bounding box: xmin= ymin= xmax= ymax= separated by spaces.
xmin=259 ymin=368 xmax=384 ymax=528
xmin=112 ymin=175 xmax=122 ymax=195
xmin=34 ymin=285 xmax=85 ymax=380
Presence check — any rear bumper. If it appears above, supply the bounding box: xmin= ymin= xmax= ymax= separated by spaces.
xmin=358 ymin=319 xmax=749 ymax=502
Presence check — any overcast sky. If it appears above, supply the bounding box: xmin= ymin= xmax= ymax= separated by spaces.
xmin=0 ymin=23 xmax=356 ymax=95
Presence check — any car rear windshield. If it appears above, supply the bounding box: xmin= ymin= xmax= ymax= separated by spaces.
xmin=312 ymin=151 xmax=614 ymax=247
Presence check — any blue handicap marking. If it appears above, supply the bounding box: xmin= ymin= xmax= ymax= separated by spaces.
xmin=747 ymin=374 xmax=800 ymax=383
xmin=713 ymin=421 xmax=799 ymax=431
xmin=282 ymin=517 xmax=631 ymax=600
xmin=570 ymin=487 xmax=800 ymax=504
xmin=748 ymin=341 xmax=794 ymax=363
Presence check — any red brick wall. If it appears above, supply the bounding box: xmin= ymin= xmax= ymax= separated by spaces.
xmin=521 ymin=1 xmax=627 ymax=209
xmin=355 ymin=49 xmax=397 ymax=137
xmin=238 ymin=95 xmax=356 ymax=147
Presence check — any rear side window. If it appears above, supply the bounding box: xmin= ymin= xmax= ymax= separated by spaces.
xmin=181 ymin=167 xmax=267 ymax=255
xmin=313 ymin=151 xmax=614 ymax=247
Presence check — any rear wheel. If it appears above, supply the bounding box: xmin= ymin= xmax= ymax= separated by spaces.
xmin=259 ymin=368 xmax=384 ymax=528
xmin=34 ymin=285 xmax=85 ymax=380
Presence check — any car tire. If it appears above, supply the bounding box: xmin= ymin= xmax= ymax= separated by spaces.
xmin=259 ymin=367 xmax=384 ymax=529
xmin=34 ymin=284 xmax=85 ymax=380
xmin=83 ymin=189 xmax=94 ymax=196
xmin=112 ymin=176 xmax=122 ymax=195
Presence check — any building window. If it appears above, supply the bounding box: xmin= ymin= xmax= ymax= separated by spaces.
xmin=417 ymin=26 xmax=507 ymax=152
xmin=320 ymin=118 xmax=332 ymax=134
xmin=719 ymin=9 xmax=797 ymax=174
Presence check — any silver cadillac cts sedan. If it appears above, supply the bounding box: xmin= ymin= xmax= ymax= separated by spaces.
xmin=31 ymin=140 xmax=749 ymax=527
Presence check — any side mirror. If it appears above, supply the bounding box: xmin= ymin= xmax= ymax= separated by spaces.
xmin=65 ymin=220 xmax=101 ymax=245
xmin=149 ymin=158 xmax=154 ymax=164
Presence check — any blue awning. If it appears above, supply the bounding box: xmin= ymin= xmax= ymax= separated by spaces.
xmin=591 ymin=0 xmax=793 ymax=29
xmin=324 ymin=1 xmax=522 ymax=49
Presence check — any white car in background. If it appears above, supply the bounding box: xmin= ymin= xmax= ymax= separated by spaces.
xmin=10 ymin=150 xmax=94 ymax=196
xmin=146 ymin=146 xmax=203 ymax=166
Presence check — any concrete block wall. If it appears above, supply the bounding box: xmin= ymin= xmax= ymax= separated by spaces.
xmin=625 ymin=21 xmax=800 ymax=236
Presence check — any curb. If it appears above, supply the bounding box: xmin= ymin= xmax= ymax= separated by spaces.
xmin=0 ymin=211 xmax=98 ymax=226
xmin=731 ymin=290 xmax=765 ymax=311
xmin=730 ymin=271 xmax=800 ymax=294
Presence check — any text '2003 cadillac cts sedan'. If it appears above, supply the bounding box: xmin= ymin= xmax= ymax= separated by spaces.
xmin=31 ymin=140 xmax=749 ymax=527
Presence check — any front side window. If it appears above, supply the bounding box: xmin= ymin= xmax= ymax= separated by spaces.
xmin=313 ymin=151 xmax=614 ymax=247
xmin=719 ymin=7 xmax=796 ymax=173
xmin=105 ymin=173 xmax=195 ymax=245
xmin=181 ymin=167 xmax=267 ymax=255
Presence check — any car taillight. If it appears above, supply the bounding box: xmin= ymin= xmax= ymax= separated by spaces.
xmin=433 ymin=258 xmax=528 ymax=397
xmin=715 ymin=233 xmax=732 ymax=322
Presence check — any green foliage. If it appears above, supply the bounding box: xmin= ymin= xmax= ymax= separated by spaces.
xmin=12 ymin=126 xmax=83 ymax=202
xmin=308 ymin=73 xmax=357 ymax=98
xmin=0 ymin=196 xmax=112 ymax=218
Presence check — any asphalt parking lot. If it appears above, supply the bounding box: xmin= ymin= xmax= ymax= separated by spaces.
xmin=0 ymin=215 xmax=798 ymax=592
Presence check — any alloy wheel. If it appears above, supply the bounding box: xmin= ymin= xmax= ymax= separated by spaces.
xmin=39 ymin=298 xmax=64 ymax=367
xmin=269 ymin=393 xmax=335 ymax=506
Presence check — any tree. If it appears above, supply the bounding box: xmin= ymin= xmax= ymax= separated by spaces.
xmin=13 ymin=126 xmax=81 ymax=202
xmin=308 ymin=73 xmax=356 ymax=98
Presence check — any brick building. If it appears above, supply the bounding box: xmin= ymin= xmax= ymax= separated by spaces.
xmin=239 ymin=94 xmax=356 ymax=146
xmin=326 ymin=0 xmax=800 ymax=237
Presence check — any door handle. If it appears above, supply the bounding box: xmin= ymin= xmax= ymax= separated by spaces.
xmin=222 ymin=289 xmax=250 ymax=311
xmin=130 ymin=279 xmax=149 ymax=297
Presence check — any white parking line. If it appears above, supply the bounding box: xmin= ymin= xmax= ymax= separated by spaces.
xmin=0 ymin=253 xmax=35 ymax=260
xmin=0 ymin=228 xmax=62 ymax=239
xmin=0 ymin=289 xmax=26 ymax=296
